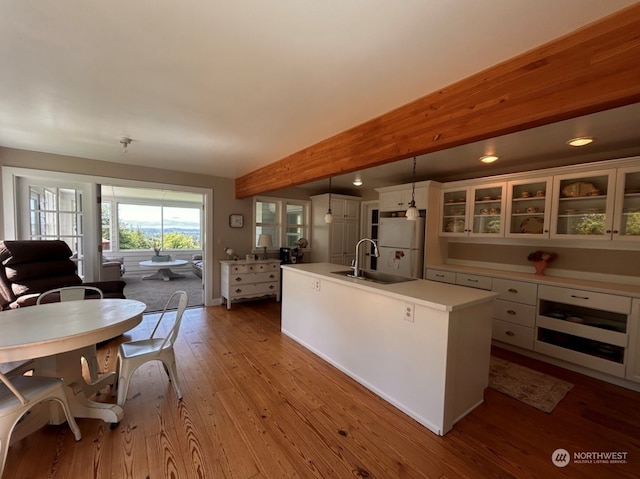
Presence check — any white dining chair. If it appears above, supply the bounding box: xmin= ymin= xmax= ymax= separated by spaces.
xmin=37 ymin=286 xmax=105 ymax=383
xmin=0 ymin=371 xmax=81 ymax=477
xmin=115 ymin=291 xmax=188 ymax=408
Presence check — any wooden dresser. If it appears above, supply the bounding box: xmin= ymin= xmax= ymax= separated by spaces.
xmin=220 ymin=259 xmax=281 ymax=309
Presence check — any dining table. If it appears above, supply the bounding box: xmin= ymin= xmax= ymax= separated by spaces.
xmin=0 ymin=298 xmax=146 ymax=439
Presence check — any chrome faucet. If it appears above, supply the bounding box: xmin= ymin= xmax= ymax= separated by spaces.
xmin=351 ymin=238 xmax=379 ymax=278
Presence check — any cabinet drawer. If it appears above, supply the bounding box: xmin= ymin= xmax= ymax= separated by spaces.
xmin=492 ymin=319 xmax=534 ymax=350
xmin=538 ymin=285 xmax=631 ymax=314
xmin=493 ymin=299 xmax=536 ymax=327
xmin=456 ymin=273 xmax=492 ymax=290
xmin=492 ymin=278 xmax=537 ymax=305
xmin=426 ymin=269 xmax=456 ymax=284
xmin=230 ymin=264 xmax=253 ymax=274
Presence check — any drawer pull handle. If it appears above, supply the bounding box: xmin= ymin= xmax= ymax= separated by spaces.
xmin=269 ymin=274 xmax=275 ymax=279
xmin=235 ymin=277 xmax=243 ymax=282
xmin=467 ymin=279 xmax=478 ymax=283
xmin=435 ymin=274 xmax=445 ymax=278
xmin=508 ymin=288 xmax=518 ymax=293
xmin=570 ymin=294 xmax=589 ymax=300
xmin=505 ymin=331 xmax=515 ymax=337
xmin=507 ymin=310 xmax=517 ymax=315
xmin=269 ymin=285 xmax=275 ymax=290
xmin=235 ymin=288 xmax=242 ymax=293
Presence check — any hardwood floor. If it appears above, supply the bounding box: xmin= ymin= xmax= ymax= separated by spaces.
xmin=4 ymin=300 xmax=640 ymax=478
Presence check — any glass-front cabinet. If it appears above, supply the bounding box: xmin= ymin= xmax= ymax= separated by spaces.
xmin=440 ymin=183 xmax=506 ymax=236
xmin=505 ymin=177 xmax=553 ymax=238
xmin=440 ymin=187 xmax=469 ymax=236
xmin=613 ymin=166 xmax=640 ymax=241
xmin=550 ymin=169 xmax=616 ymax=240
xmin=469 ymin=183 xmax=506 ymax=236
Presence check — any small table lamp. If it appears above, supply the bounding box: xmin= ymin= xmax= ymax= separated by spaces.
xmin=257 ymin=234 xmax=273 ymax=259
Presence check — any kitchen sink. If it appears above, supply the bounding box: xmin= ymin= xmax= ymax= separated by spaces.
xmin=330 ymin=269 xmax=416 ymax=285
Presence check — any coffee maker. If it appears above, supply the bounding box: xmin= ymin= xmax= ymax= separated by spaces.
xmin=280 ymin=247 xmax=292 ymax=264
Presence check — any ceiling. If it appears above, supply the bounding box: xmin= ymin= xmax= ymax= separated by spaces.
xmin=1 ymin=1 xmax=638 ymax=190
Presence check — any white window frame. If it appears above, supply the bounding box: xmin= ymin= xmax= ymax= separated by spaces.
xmin=253 ymin=196 xmax=310 ymax=251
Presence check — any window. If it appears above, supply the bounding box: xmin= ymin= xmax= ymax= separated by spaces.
xmin=29 ymin=186 xmax=85 ymax=274
xmin=254 ymin=197 xmax=310 ymax=249
xmin=106 ymin=202 xmax=201 ymax=251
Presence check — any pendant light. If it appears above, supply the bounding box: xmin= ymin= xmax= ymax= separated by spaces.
xmin=405 ymin=157 xmax=420 ymax=220
xmin=324 ymin=177 xmax=333 ymax=223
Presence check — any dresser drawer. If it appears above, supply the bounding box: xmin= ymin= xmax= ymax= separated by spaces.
xmin=456 ymin=273 xmax=492 ymax=290
xmin=538 ymin=285 xmax=631 ymax=314
xmin=492 ymin=319 xmax=534 ymax=350
xmin=493 ymin=299 xmax=536 ymax=327
xmin=254 ymin=262 xmax=280 ymax=272
xmin=492 ymin=278 xmax=537 ymax=305
xmin=229 ymin=271 xmax=279 ymax=284
xmin=229 ymin=281 xmax=278 ymax=298
xmin=426 ymin=269 xmax=456 ymax=284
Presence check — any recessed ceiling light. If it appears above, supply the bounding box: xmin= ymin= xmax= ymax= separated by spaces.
xmin=567 ymin=136 xmax=594 ymax=147
xmin=480 ymin=155 xmax=499 ymax=164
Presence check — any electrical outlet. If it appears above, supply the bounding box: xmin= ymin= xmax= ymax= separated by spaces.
xmin=403 ymin=303 xmax=414 ymax=322
xmin=311 ymin=279 xmax=321 ymax=291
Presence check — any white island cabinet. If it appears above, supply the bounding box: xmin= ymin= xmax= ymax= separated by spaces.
xmin=281 ymin=263 xmax=498 ymax=436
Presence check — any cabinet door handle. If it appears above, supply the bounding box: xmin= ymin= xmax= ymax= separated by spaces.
xmin=507 ymin=310 xmax=517 ymax=315
xmin=505 ymin=331 xmax=515 ymax=337
xmin=606 ymin=229 xmax=612 ymax=234
xmin=508 ymin=288 xmax=518 ymax=293
xmin=570 ymin=294 xmax=589 ymax=300
xmin=613 ymin=230 xmax=619 ymax=234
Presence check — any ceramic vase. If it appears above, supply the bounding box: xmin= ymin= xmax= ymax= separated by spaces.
xmin=534 ymin=260 xmax=548 ymax=275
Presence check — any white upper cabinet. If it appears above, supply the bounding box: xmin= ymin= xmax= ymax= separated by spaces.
xmin=505 ymin=177 xmax=553 ymax=238
xmin=440 ymin=183 xmax=506 ymax=236
xmin=550 ymin=169 xmax=616 ymax=240
xmin=378 ymin=184 xmax=428 ymax=212
xmin=612 ymin=165 xmax=640 ymax=242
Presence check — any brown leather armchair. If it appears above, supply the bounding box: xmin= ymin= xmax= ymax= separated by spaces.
xmin=0 ymin=240 xmax=125 ymax=310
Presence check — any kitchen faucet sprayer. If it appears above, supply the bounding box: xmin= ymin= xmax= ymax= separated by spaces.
xmin=351 ymin=238 xmax=379 ymax=278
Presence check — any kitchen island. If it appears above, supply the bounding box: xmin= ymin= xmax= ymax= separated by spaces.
xmin=281 ymin=263 xmax=498 ymax=436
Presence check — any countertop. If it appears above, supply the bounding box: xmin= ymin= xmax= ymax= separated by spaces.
xmin=281 ymin=263 xmax=497 ymax=312
xmin=427 ymin=263 xmax=640 ymax=298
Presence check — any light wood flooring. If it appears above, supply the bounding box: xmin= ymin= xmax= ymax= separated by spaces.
xmin=4 ymin=300 xmax=640 ymax=478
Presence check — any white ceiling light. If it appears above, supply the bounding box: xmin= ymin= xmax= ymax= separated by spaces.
xmin=118 ymin=137 xmax=132 ymax=153
xmin=480 ymin=155 xmax=499 ymax=163
xmin=353 ymin=175 xmax=363 ymax=186
xmin=567 ymin=136 xmax=594 ymax=147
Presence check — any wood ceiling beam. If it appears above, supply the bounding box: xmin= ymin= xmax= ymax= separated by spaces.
xmin=236 ymin=4 xmax=640 ymax=198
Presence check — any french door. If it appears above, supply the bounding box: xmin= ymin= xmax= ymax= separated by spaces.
xmin=16 ymin=176 xmax=95 ymax=278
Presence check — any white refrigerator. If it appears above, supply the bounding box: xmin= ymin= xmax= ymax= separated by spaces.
xmin=377 ymin=217 xmax=425 ymax=278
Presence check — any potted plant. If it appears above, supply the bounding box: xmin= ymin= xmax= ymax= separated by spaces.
xmin=527 ymin=250 xmax=557 ymax=275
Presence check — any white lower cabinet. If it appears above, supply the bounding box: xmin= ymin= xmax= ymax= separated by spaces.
xmin=491 ymin=278 xmax=537 ymax=350
xmin=426 ymin=268 xmax=640 ymax=385
xmin=535 ymin=284 xmax=631 ymax=378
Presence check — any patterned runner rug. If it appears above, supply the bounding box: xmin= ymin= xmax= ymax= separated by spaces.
xmin=489 ymin=356 xmax=573 ymax=413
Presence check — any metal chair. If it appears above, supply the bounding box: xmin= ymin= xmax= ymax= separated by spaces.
xmin=115 ymin=291 xmax=188 ymax=407
xmin=37 ymin=286 xmax=104 ymax=383
xmin=0 ymin=371 xmax=81 ymax=477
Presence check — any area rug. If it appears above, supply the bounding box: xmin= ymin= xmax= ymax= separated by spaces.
xmin=122 ymin=272 xmax=203 ymax=312
xmin=488 ymin=356 xmax=573 ymax=413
